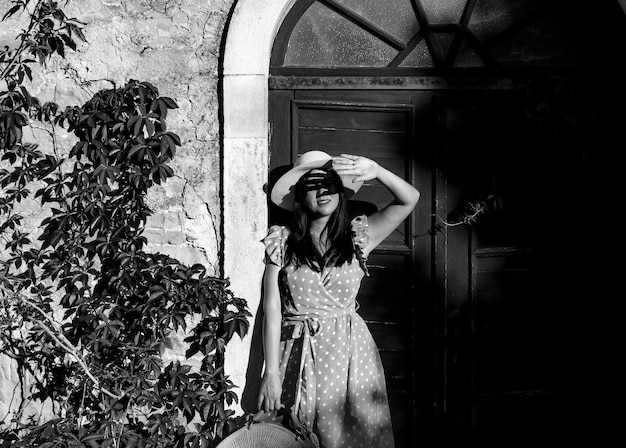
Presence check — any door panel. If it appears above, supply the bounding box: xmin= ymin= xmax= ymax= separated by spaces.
xmin=294 ymin=95 xmax=416 ymax=448
xmin=298 ymin=107 xmax=408 ymax=131
xmin=294 ymin=103 xmax=410 ymax=164
xmin=270 ymin=90 xmax=435 ymax=448
xmin=299 ymin=130 xmax=407 ymax=155
xmin=436 ymin=91 xmax=571 ymax=445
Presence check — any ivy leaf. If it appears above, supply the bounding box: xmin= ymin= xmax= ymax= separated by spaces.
xmin=2 ymin=4 xmax=23 ymax=20
xmin=222 ymin=310 xmax=251 ymax=342
xmin=160 ymin=97 xmax=178 ymax=109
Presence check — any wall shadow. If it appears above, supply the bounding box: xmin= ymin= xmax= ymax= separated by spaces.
xmin=240 ymin=292 xmax=265 ymax=414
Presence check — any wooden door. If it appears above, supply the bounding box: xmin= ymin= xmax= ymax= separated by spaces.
xmin=269 ymin=89 xmax=435 ymax=448
xmin=434 ymin=89 xmax=579 ymax=445
xmin=269 ymin=84 xmax=582 ymax=446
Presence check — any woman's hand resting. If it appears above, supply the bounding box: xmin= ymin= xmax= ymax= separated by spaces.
xmin=257 ymin=372 xmax=283 ymax=412
xmin=333 ymin=153 xmax=380 ymax=183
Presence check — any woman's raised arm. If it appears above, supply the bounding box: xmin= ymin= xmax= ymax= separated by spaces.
xmin=333 ymin=154 xmax=420 ymax=256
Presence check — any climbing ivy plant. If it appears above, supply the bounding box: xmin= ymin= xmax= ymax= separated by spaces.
xmin=0 ymin=1 xmax=250 ymax=447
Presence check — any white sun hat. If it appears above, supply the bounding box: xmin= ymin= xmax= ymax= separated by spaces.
xmin=216 ymin=422 xmax=318 ymax=448
xmin=270 ymin=150 xmax=363 ymax=211
xmin=216 ymin=410 xmax=319 ymax=448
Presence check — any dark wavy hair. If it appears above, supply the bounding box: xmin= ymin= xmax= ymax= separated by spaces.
xmin=284 ymin=168 xmax=354 ymax=272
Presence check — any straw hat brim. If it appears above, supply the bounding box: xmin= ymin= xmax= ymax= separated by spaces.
xmin=216 ymin=422 xmax=317 ymax=448
xmin=270 ymin=156 xmax=363 ymax=211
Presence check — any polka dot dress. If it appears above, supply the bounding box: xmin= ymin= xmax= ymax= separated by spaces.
xmin=262 ymin=216 xmax=394 ymax=448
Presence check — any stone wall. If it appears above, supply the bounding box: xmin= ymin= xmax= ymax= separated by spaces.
xmin=0 ymin=0 xmax=241 ymax=424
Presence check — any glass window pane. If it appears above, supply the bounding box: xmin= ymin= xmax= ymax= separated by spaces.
xmin=399 ymin=40 xmax=434 ymax=67
xmin=454 ymin=39 xmax=487 ymax=67
xmin=433 ymin=32 xmax=455 ymax=62
xmin=284 ymin=2 xmax=398 ymax=67
xmin=420 ymin=0 xmax=466 ymax=24
xmin=488 ymin=9 xmax=582 ymax=67
xmin=468 ymin=0 xmax=544 ymax=43
xmin=335 ymin=0 xmax=420 ymax=44
xmin=275 ymin=0 xmax=588 ymax=69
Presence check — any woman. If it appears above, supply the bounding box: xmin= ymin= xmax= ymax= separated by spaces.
xmin=258 ymin=150 xmax=420 ymax=448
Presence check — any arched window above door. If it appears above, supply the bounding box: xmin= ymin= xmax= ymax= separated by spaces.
xmin=271 ymin=0 xmax=592 ymax=72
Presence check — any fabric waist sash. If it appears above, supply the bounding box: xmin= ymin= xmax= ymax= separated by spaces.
xmin=281 ymin=307 xmax=356 ymax=340
xmin=280 ymin=308 xmax=357 ymax=426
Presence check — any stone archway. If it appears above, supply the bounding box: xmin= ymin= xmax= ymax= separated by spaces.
xmin=221 ymin=0 xmax=297 ymax=411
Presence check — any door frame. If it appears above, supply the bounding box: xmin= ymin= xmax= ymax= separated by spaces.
xmin=222 ymin=0 xmax=298 ymax=404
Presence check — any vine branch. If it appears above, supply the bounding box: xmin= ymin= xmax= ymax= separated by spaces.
xmin=21 ymin=296 xmax=122 ymax=400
